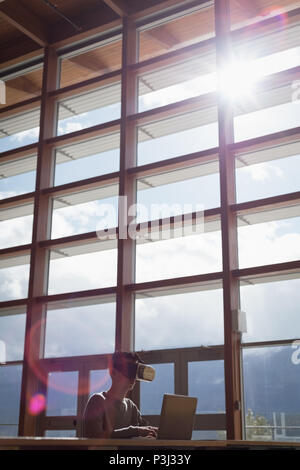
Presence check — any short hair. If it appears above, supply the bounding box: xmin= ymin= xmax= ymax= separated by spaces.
xmin=112 ymin=351 xmax=139 ymax=368
xmin=109 ymin=352 xmax=142 ymax=378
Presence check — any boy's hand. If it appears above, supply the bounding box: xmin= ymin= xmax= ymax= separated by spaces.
xmin=137 ymin=426 xmax=158 ymax=438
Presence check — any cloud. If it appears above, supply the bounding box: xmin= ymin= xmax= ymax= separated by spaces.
xmin=15 ymin=127 xmax=39 ymax=143
xmin=244 ymin=162 xmax=285 ymax=182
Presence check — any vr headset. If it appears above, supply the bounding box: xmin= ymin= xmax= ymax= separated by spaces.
xmin=112 ymin=352 xmax=155 ymax=382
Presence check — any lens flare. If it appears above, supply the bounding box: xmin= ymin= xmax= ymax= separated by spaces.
xmin=29 ymin=393 xmax=46 ymax=416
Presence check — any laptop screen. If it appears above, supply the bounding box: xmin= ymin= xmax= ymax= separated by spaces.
xmin=157 ymin=394 xmax=198 ymax=440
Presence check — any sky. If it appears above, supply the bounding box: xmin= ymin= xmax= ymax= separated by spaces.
xmin=0 ymin=35 xmax=300 ymax=424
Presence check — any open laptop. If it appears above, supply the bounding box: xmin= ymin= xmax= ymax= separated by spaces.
xmin=157 ymin=394 xmax=198 ymax=440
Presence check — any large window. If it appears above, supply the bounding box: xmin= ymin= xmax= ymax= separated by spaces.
xmin=1 ymin=0 xmax=299 ymax=442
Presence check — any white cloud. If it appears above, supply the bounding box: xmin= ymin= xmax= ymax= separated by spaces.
xmin=15 ymin=127 xmax=39 ymax=143
xmin=244 ymin=162 xmax=285 ymax=182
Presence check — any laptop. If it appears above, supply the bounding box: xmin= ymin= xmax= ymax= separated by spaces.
xmin=157 ymin=394 xmax=198 ymax=440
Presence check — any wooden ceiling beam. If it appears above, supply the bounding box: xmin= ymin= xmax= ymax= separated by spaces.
xmin=145 ymin=27 xmax=179 ymax=49
xmin=101 ymin=0 xmax=129 ymax=17
xmin=68 ymin=53 xmax=111 ymax=74
xmin=0 ymin=0 xmax=50 ymax=47
xmin=6 ymin=76 xmax=41 ymax=98
xmin=232 ymin=0 xmax=262 ymax=18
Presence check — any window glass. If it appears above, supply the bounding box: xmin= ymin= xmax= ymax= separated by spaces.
xmin=0 ymin=260 xmax=30 ymax=302
xmin=45 ymin=301 xmax=116 ymax=358
xmin=137 ymin=107 xmax=218 ymax=166
xmin=138 ymin=2 xmax=215 ymax=62
xmin=188 ymin=360 xmax=225 ymax=414
xmin=243 ymin=345 xmax=300 ymax=441
xmin=60 ymin=36 xmax=122 ymax=88
xmin=89 ymin=369 xmax=112 ymax=396
xmin=238 ymin=208 xmax=300 ymax=268
xmin=1 ymin=65 xmax=43 ymax=108
xmin=230 ymin=1 xmax=300 ymax=32
xmin=47 ymin=245 xmax=117 ymax=295
xmin=51 ymin=186 xmax=118 ymax=239
xmin=56 ymin=82 xmax=121 ymax=137
xmin=135 ymin=288 xmax=224 ymax=351
xmin=140 ymin=363 xmax=174 ymax=415
xmin=0 ymin=311 xmax=26 ymax=362
xmin=45 ymin=429 xmax=77 ymax=437
xmin=0 ymin=154 xmax=37 ymax=200
xmin=137 ymin=160 xmax=220 ymax=218
xmin=54 ymin=133 xmax=120 ymax=186
xmin=236 ymin=142 xmax=300 ymax=203
xmin=240 ymin=276 xmax=300 ymax=343
xmin=136 ymin=219 xmax=222 ymax=283
xmin=138 ymin=47 xmax=216 ymax=112
xmin=0 ymin=365 xmax=22 ymax=436
xmin=46 ymin=371 xmax=78 ymax=417
xmin=0 ymin=107 xmax=40 ymax=152
xmin=0 ymin=202 xmax=33 ymax=250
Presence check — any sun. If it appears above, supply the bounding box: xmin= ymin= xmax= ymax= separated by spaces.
xmin=218 ymin=58 xmax=262 ymax=101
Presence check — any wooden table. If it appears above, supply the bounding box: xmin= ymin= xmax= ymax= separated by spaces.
xmin=0 ymin=437 xmax=300 ymax=450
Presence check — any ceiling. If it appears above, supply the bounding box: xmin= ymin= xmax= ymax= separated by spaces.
xmin=0 ymin=0 xmax=167 ymax=67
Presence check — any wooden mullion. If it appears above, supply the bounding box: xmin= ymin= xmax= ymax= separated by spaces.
xmin=45 ymin=119 xmax=120 ymax=149
xmin=233 ymin=260 xmax=300 ymax=279
xmin=115 ymin=17 xmax=138 ymax=352
xmin=215 ymin=0 xmax=243 ymax=440
xmin=128 ymin=147 xmax=219 ymax=177
xmin=126 ymin=271 xmax=223 ymax=293
xmin=230 ymin=126 xmax=300 ymax=155
xmin=19 ymin=47 xmax=58 ymax=437
xmin=129 ymin=91 xmax=217 ymax=126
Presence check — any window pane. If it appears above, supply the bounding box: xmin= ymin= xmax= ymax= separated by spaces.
xmin=137 ymin=107 xmax=218 ymax=166
xmin=188 ymin=361 xmax=225 ymax=414
xmin=51 ymin=185 xmax=118 ymax=239
xmin=136 ymin=219 xmax=222 ymax=283
xmin=0 ymin=310 xmax=26 ymax=362
xmin=1 ymin=65 xmax=43 ymax=108
xmin=54 ymin=133 xmax=120 ymax=186
xmin=0 ymin=202 xmax=33 ymax=250
xmin=46 ymin=371 xmax=78 ymax=417
xmin=235 ymin=140 xmax=300 ymax=203
xmin=0 ymin=107 xmax=40 ymax=152
xmin=138 ymin=2 xmax=215 ymax=62
xmin=137 ymin=160 xmax=220 ymax=218
xmin=60 ymin=36 xmax=122 ymax=88
xmin=240 ymin=276 xmax=300 ymax=343
xmin=138 ymin=47 xmax=216 ymax=112
xmin=235 ymin=101 xmax=300 ymax=143
xmin=48 ymin=245 xmax=117 ymax=295
xmin=135 ymin=287 xmax=224 ymax=351
xmin=57 ymin=82 xmax=121 ymax=136
xmin=140 ymin=363 xmax=174 ymax=415
xmin=243 ymin=345 xmax=300 ymax=441
xmin=0 ymin=259 xmax=30 ymax=302
xmin=44 ymin=300 xmax=116 ymax=358
xmin=0 ymin=154 xmax=37 ymax=200
xmin=89 ymin=369 xmax=112 ymax=396
xmin=238 ymin=206 xmax=300 ymax=268
xmin=0 ymin=364 xmax=22 ymax=436
xmin=45 ymin=429 xmax=76 ymax=437
xmin=230 ymin=1 xmax=300 ymax=32
xmin=192 ymin=430 xmax=226 ymax=440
